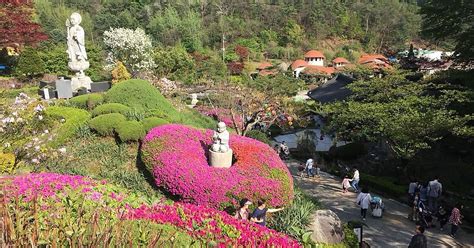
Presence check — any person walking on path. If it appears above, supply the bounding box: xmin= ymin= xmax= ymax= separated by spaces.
xmin=449 ymin=203 xmax=464 ymax=238
xmin=342 ymin=174 xmax=351 ymax=193
xmin=419 ymin=182 xmax=428 ymax=204
xmin=234 ymin=198 xmax=252 ymax=220
xmin=250 ymin=200 xmax=284 ymax=227
xmin=356 ymin=188 xmax=372 ymax=221
xmin=408 ymin=178 xmax=419 ymax=205
xmin=427 ymin=177 xmax=442 ymax=212
xmin=351 ymin=167 xmax=360 ymax=192
xmin=305 ymin=158 xmax=315 ymax=177
xmin=408 ymin=225 xmax=428 ymax=248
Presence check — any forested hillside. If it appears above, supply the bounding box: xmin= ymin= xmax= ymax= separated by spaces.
xmin=35 ymin=0 xmax=421 ymax=58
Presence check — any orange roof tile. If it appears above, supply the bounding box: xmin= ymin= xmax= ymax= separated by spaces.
xmin=257 ymin=62 xmax=273 ymax=70
xmin=304 ymin=50 xmax=325 ymax=58
xmin=332 ymin=57 xmax=350 ymax=64
xmin=258 ymin=69 xmax=278 ymax=76
xmin=358 ymin=54 xmax=388 ymax=64
xmin=291 ymin=59 xmax=308 ymax=70
xmin=302 ymin=65 xmax=335 ymax=75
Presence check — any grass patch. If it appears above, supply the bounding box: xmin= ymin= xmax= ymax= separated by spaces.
xmin=41 ymin=136 xmax=161 ymax=199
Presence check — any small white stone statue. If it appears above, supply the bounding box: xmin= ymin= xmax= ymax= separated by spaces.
xmin=190 ymin=93 xmax=198 ymax=106
xmin=211 ymin=122 xmax=230 ymax=153
xmin=66 ymin=12 xmax=92 ymax=91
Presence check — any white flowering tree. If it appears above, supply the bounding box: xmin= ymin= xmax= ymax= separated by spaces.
xmin=103 ymin=28 xmax=156 ymax=74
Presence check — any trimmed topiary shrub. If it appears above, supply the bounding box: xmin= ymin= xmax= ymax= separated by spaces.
xmin=105 ymin=79 xmax=176 ymax=114
xmin=88 ymin=113 xmax=126 ymax=136
xmin=142 ymin=117 xmax=169 ymax=132
xmin=142 ymin=124 xmax=294 ymax=209
xmin=246 ymin=130 xmax=272 ymax=145
xmin=116 ymin=121 xmax=146 ymax=142
xmin=91 ymin=103 xmax=131 ymax=117
xmin=45 ymin=106 xmax=91 ymax=146
xmin=69 ymin=93 xmax=104 ymax=110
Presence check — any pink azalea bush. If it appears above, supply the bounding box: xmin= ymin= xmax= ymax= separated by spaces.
xmin=195 ymin=106 xmax=243 ymax=129
xmin=1 ymin=173 xmax=300 ymax=247
xmin=142 ymin=124 xmax=294 ymax=209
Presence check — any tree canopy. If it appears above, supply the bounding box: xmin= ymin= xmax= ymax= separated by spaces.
xmin=420 ymin=0 xmax=474 ymax=62
xmin=311 ymin=71 xmax=472 ymax=161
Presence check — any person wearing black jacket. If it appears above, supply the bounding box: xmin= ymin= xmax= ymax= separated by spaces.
xmin=408 ymin=225 xmax=427 ymax=248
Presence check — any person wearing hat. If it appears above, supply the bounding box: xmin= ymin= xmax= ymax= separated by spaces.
xmin=234 ymin=198 xmax=252 ymax=220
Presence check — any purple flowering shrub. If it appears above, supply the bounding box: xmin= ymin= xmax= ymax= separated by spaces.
xmin=142 ymin=124 xmax=294 ymax=209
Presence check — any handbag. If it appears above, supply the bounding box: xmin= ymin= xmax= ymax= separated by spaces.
xmin=358 ymin=194 xmax=368 ymax=206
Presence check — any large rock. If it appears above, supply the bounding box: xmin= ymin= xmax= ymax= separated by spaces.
xmin=310 ymin=210 xmax=344 ymax=244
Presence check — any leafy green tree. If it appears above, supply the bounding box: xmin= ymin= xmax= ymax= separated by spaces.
xmin=420 ymin=0 xmax=474 ymax=62
xmin=311 ymin=71 xmax=471 ymax=170
xmin=15 ymin=47 xmax=45 ymax=78
xmin=147 ymin=7 xmax=202 ymax=52
xmin=282 ymin=20 xmax=304 ymax=46
xmin=153 ymin=44 xmax=196 ymax=83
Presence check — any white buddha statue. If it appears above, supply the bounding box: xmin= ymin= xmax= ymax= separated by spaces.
xmin=211 ymin=122 xmax=230 ymax=153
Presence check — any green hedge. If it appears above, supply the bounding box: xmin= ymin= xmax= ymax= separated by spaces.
xmin=246 ymin=130 xmax=271 ymax=145
xmin=92 ymin=103 xmax=131 ymax=117
xmin=45 ymin=106 xmax=91 ymax=147
xmin=69 ymin=93 xmax=104 ymax=110
xmin=142 ymin=117 xmax=169 ymax=132
xmin=361 ymin=173 xmax=406 ymax=198
xmin=105 ymin=79 xmax=176 ymax=114
xmin=88 ymin=113 xmax=126 ymax=136
xmin=116 ymin=121 xmax=146 ymax=142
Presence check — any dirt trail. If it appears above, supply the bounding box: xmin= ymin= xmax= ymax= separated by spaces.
xmin=286 ymin=160 xmax=474 ymax=248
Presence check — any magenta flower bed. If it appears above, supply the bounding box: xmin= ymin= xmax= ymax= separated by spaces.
xmin=126 ymin=203 xmax=300 ymax=247
xmin=142 ymin=124 xmax=294 ymax=209
xmin=1 ymin=173 xmax=300 ymax=247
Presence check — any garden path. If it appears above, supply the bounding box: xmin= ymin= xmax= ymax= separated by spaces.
xmin=286 ymin=160 xmax=474 ymax=248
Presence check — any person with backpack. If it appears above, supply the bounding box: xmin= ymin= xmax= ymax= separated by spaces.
xmin=356 ymin=188 xmax=372 ymax=221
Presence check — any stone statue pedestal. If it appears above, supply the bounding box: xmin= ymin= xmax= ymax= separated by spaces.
xmin=209 ymin=149 xmax=233 ymax=168
xmin=71 ymin=76 xmax=92 ymax=91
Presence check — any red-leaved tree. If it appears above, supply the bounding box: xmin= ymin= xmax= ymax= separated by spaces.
xmin=234 ymin=45 xmax=249 ymax=62
xmin=0 ymin=1 xmax=48 ymax=47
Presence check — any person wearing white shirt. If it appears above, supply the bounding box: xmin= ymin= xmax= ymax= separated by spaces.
xmin=427 ymin=177 xmax=442 ymax=211
xmin=305 ymin=158 xmax=315 ymax=177
xmin=356 ymin=188 xmax=372 ymax=220
xmin=351 ymin=167 xmax=360 ymax=192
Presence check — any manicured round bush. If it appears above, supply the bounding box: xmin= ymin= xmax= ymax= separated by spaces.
xmin=142 ymin=124 xmax=294 ymax=209
xmin=87 ymin=93 xmax=105 ymax=109
xmin=105 ymin=79 xmax=176 ymax=114
xmin=69 ymin=93 xmax=104 ymax=110
xmin=91 ymin=103 xmax=131 ymax=117
xmin=88 ymin=113 xmax=126 ymax=136
xmin=46 ymin=106 xmax=91 ymax=146
xmin=142 ymin=117 xmax=169 ymax=132
xmin=116 ymin=121 xmax=146 ymax=142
